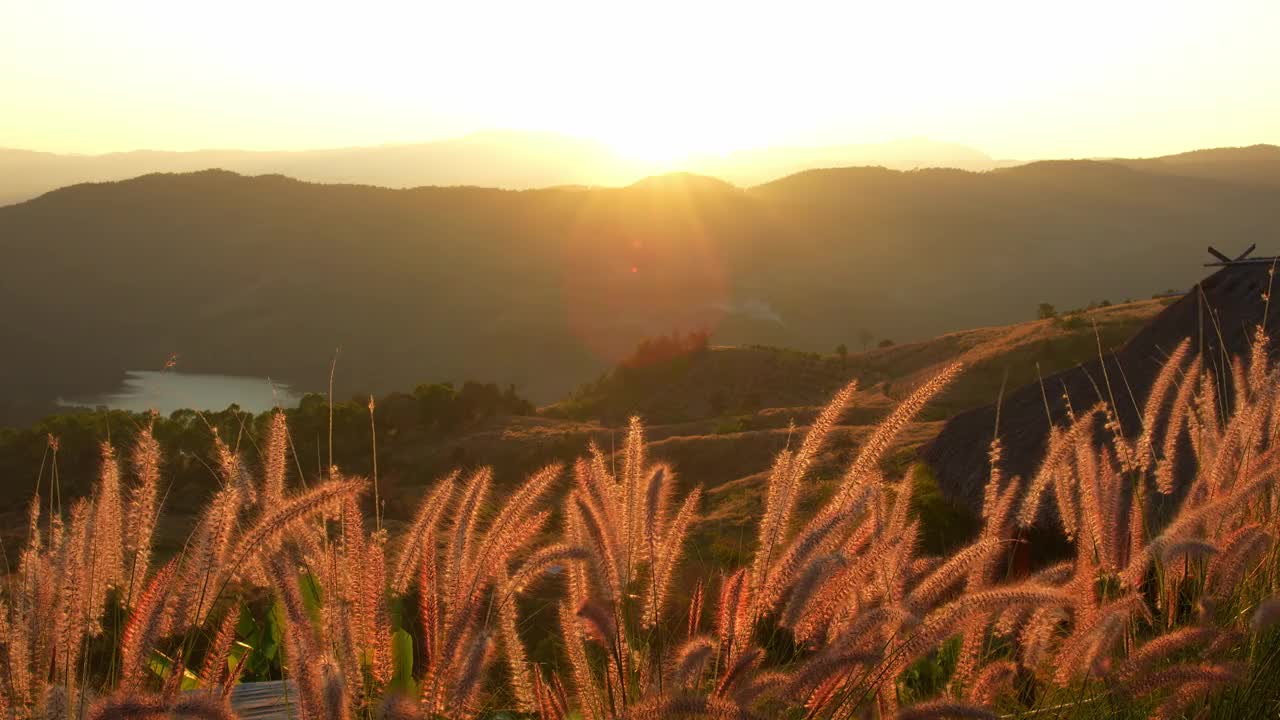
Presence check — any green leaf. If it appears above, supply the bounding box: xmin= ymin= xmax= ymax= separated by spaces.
xmin=235 ymin=603 xmax=279 ymax=680
xmin=236 ymin=604 xmax=260 ymax=641
xmin=267 ymin=599 xmax=286 ymax=658
xmin=146 ymin=650 xmax=201 ymax=690
xmin=299 ymin=573 xmax=324 ymax=624
xmin=227 ymin=640 xmax=253 ymax=678
xmin=390 ymin=628 xmax=417 ymax=695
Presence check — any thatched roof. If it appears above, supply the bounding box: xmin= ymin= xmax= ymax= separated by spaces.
xmin=921 ymin=262 xmax=1277 ymax=516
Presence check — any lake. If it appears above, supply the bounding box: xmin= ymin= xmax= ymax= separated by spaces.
xmin=58 ymin=371 xmax=303 ymax=415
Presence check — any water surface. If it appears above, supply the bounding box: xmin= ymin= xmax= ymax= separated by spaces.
xmin=59 ymin=370 xmax=301 ymax=414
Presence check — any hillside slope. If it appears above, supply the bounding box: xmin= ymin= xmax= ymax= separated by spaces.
xmin=413 ymin=299 xmax=1169 ymax=547
xmin=2 ymin=159 xmax=1276 ymax=424
xmin=1113 ymin=144 xmax=1280 ymax=189
xmin=551 ymin=298 xmax=1168 ymax=422
xmin=0 ymin=297 xmax=1167 ymax=561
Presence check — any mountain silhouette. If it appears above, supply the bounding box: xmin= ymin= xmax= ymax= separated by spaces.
xmin=1 ymin=147 xmax=1277 ymax=424
xmin=0 ymin=134 xmax=1006 ymax=207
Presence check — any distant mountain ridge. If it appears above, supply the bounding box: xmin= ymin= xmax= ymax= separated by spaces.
xmin=7 ymin=134 xmax=1276 ymax=209
xmin=0 ymin=133 xmax=1017 ymax=207
xmin=1112 ymin=144 xmax=1280 ymax=189
xmin=1 ymin=145 xmax=1278 ymax=425
xmin=0 ymin=131 xmax=636 ymax=207
xmin=685 ymin=137 xmax=1013 ymax=186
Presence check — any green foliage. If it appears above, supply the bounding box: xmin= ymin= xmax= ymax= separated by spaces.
xmin=405 ymin=381 xmax=534 ymax=433
xmin=147 ymin=650 xmax=201 ymax=690
xmin=1036 ymin=302 xmax=1058 ymax=320
xmin=909 ymin=463 xmax=980 ymax=555
xmin=621 ymin=330 xmax=711 ymax=369
xmin=235 ymin=601 xmax=284 ymax=681
xmin=390 ymin=629 xmax=417 ymax=695
xmin=898 ymin=636 xmax=962 ymax=705
xmin=553 ymin=337 xmax=903 ymax=425
xmin=1203 ymin=626 xmax=1280 ymax=720
xmin=0 ymin=378 xmax=535 ymax=552
xmin=299 ymin=572 xmax=324 ymax=624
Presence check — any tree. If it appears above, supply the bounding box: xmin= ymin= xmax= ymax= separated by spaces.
xmin=622 ymin=329 xmax=711 ymax=368
xmin=375 ymin=392 xmax=421 ymax=434
xmin=835 ymin=343 xmax=848 ymax=361
xmin=858 ymin=329 xmax=874 ymax=351
xmin=878 ymin=338 xmax=895 ymax=348
xmin=1036 ymin=303 xmax=1057 ymax=320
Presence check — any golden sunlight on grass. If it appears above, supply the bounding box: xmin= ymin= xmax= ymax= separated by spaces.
xmin=6 ymin=331 xmax=1280 ymax=719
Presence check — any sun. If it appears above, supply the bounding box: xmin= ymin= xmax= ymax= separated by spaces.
xmin=592 ymin=112 xmax=750 ymax=168
xmin=605 ymin=132 xmax=702 ymax=168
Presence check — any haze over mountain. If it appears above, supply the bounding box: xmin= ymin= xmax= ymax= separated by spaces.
xmin=687 ymin=138 xmax=1016 ymax=186
xmin=1112 ymin=144 xmax=1280 ymax=189
xmin=0 ymin=144 xmax=1277 ymax=425
xmin=0 ymin=133 xmax=1009 ymax=207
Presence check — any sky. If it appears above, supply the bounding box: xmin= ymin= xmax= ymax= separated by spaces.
xmin=2 ymin=0 xmax=1277 ymax=162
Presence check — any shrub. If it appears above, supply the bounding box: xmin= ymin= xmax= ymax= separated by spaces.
xmin=1057 ymin=312 xmax=1088 ymax=330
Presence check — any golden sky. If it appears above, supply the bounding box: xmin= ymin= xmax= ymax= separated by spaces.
xmin=2 ymin=0 xmax=1276 ymax=161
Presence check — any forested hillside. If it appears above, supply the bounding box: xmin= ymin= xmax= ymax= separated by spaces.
xmin=1 ymin=149 xmax=1277 ymax=424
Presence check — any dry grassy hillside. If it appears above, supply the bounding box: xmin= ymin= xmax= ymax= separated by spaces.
xmin=373 ymin=298 xmax=1169 ymax=558
xmin=0 ymin=298 xmax=1168 ymax=567
xmin=11 ymin=294 xmax=1278 ymax=720
xmin=548 ymin=298 xmax=1167 ymax=425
